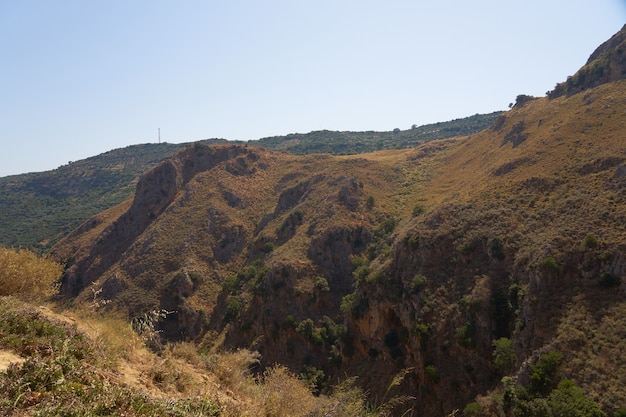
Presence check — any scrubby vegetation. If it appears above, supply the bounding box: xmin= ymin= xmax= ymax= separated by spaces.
xmin=0 ymin=115 xmax=500 ymax=250
xmin=0 ymin=301 xmax=413 ymax=416
xmin=256 ymin=112 xmax=502 ymax=154
xmin=0 ymin=247 xmax=63 ymax=300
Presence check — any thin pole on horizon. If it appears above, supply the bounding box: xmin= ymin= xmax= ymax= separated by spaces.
xmin=158 ymin=128 xmax=161 ymax=144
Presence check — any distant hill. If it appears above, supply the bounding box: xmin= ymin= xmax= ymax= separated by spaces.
xmin=255 ymin=112 xmax=503 ymax=154
xmin=0 ymin=143 xmax=185 ymax=249
xmin=0 ymin=115 xmax=501 ymax=250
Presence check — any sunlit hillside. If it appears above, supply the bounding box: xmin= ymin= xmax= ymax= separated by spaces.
xmin=50 ymin=74 xmax=626 ymax=415
xmin=1 ymin=23 xmax=626 ymax=417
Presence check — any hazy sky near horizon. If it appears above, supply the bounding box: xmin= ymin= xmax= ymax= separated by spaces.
xmin=1 ymin=1 xmax=625 ymax=177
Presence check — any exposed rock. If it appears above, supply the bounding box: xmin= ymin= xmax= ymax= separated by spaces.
xmin=274 ymin=174 xmax=324 ymax=214
xmin=337 ymin=177 xmax=361 ymax=211
xmin=493 ymin=157 xmax=535 ymax=176
xmin=502 ymin=120 xmax=528 ymax=148
xmin=549 ymin=24 xmax=626 ymax=98
xmin=58 ymin=144 xmax=254 ymax=297
xmin=577 ymin=156 xmax=624 ymax=175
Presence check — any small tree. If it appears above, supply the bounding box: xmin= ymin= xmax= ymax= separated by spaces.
xmin=538 ymin=255 xmax=559 ymax=277
xmin=492 ymin=337 xmax=516 ymax=374
xmin=225 ymin=296 xmax=243 ymax=322
xmin=530 ymin=350 xmax=563 ymax=394
xmin=548 ymin=379 xmax=606 ymax=417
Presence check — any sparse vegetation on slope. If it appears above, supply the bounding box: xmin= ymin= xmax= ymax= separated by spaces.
xmin=0 ymin=294 xmax=413 ymax=416
xmin=0 ymin=115 xmax=500 ymax=251
xmin=0 ymin=143 xmax=189 ymax=250
xmin=256 ymin=112 xmax=502 ymax=155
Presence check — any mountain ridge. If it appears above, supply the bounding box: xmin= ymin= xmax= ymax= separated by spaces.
xmin=0 ymin=113 xmax=501 ymax=250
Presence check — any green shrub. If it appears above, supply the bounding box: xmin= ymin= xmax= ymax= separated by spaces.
xmin=340 ymin=292 xmax=369 ymax=319
xmin=412 ymin=322 xmax=429 ymax=340
xmin=412 ymin=205 xmax=426 ymax=217
xmin=538 ymin=255 xmax=559 ymax=277
xmin=262 ymin=242 xmax=275 ymax=253
xmin=351 ymin=256 xmax=367 ymax=270
xmin=457 ymin=320 xmax=476 ymax=348
xmin=243 ymin=265 xmax=258 ymax=280
xmin=492 ymin=337 xmax=516 ymax=374
xmin=405 ymin=234 xmax=420 ymax=249
xmin=463 ymin=402 xmax=482 ymax=416
xmin=300 ymin=365 xmax=325 ymax=393
xmin=222 ymin=275 xmax=240 ymax=293
xmin=580 ymin=233 xmax=599 ymax=251
xmin=530 ymin=350 xmax=563 ymax=394
xmin=425 ymin=364 xmax=439 ymax=383
xmin=296 ymin=319 xmax=323 ymax=345
xmin=408 ymin=274 xmax=428 ymax=294
xmin=353 ymin=265 xmax=370 ymax=285
xmin=373 ymin=217 xmax=398 ymax=240
xmin=225 ymin=296 xmax=243 ymax=322
xmin=314 ymin=276 xmax=330 ymax=292
xmin=547 ymin=379 xmax=606 ymax=417
xmin=319 ymin=316 xmax=344 ymax=344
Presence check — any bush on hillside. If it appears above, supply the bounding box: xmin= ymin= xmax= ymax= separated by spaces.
xmin=599 ymin=272 xmax=621 ymax=288
xmin=0 ymin=247 xmax=63 ymax=301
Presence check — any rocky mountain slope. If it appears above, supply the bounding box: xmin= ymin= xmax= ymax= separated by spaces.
xmin=52 ymin=26 xmax=626 ymax=416
xmin=0 ymin=142 xmax=194 ymax=249
xmin=0 ymin=115 xmax=499 ymax=251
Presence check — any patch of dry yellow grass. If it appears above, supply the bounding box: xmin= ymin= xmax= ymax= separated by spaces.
xmin=0 ymin=247 xmax=63 ymax=301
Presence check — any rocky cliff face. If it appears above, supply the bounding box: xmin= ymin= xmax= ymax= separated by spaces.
xmin=58 ymin=145 xmax=250 ymax=297
xmin=549 ymin=24 xmax=626 ymax=98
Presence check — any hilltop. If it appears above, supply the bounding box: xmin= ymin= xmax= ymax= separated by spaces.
xmin=0 ymin=113 xmax=500 ymax=250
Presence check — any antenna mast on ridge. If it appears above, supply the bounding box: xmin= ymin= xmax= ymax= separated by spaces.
xmin=158 ymin=128 xmax=161 ymax=144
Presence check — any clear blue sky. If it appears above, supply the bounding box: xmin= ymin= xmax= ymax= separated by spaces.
xmin=1 ymin=1 xmax=624 ymax=177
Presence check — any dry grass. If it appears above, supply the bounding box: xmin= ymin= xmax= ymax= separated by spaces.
xmin=0 ymin=247 xmax=63 ymax=301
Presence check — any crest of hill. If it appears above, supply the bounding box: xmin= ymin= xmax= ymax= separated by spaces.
xmin=254 ymin=112 xmax=502 ymax=154
xmin=0 ymin=115 xmax=499 ymax=250
xmin=549 ymin=23 xmax=626 ymax=98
